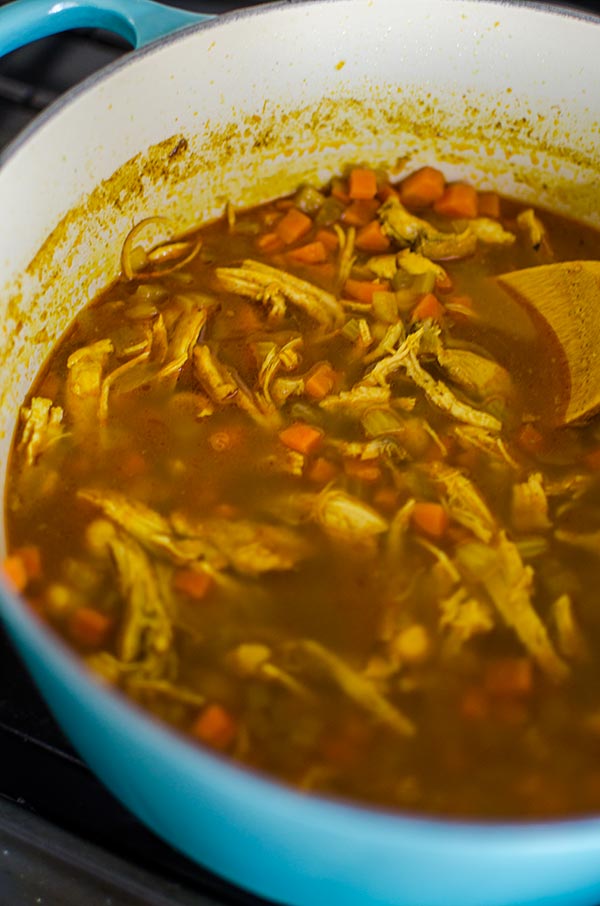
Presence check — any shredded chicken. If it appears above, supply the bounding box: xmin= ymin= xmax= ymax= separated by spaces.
xmin=66 ymin=338 xmax=113 ymax=426
xmin=216 ymin=259 xmax=344 ymax=328
xmin=425 ymin=462 xmax=497 ymax=543
xmin=78 ymin=488 xmax=216 ymax=566
xmin=284 ymin=638 xmax=416 ymax=737
xmin=511 ymin=473 xmax=551 ymax=533
xmin=457 ymin=533 xmax=568 ymax=682
xmin=18 ymin=397 xmax=64 ymax=466
xmin=439 ymin=586 xmax=495 ymax=655
xmin=170 ymin=513 xmax=313 ymax=577
xmin=311 ymin=487 xmax=389 ymax=541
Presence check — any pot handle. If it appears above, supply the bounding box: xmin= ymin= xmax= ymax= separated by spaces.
xmin=0 ymin=0 xmax=213 ymax=56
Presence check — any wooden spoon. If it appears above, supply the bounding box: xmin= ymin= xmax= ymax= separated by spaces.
xmin=496 ymin=260 xmax=600 ymax=425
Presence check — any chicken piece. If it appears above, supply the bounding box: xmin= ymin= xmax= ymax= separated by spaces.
xmin=550 ymin=593 xmax=588 ymax=661
xmin=216 ymin=259 xmax=344 ymax=328
xmin=311 ymin=488 xmax=389 ymax=542
xmin=319 ymin=385 xmax=392 ymax=416
xmin=435 ymin=346 xmax=514 ymax=406
xmin=456 ymin=533 xmax=568 ymax=681
xmin=257 ymin=445 xmax=305 ymax=477
xmin=66 ymin=338 xmax=113 ymax=426
xmin=517 ymin=208 xmax=551 ymax=253
xmin=378 ymin=197 xmax=478 ymax=260
xmin=366 ymin=253 xmax=399 ymax=281
xmin=555 ymin=528 xmax=600 ymax=556
xmin=18 ymin=396 xmax=64 ymax=466
xmin=227 ymin=642 xmax=314 ymax=701
xmin=452 ymin=425 xmax=520 ymax=469
xmin=155 ymin=307 xmax=207 ymax=385
xmin=79 ymin=488 xmax=217 ymax=566
xmin=363 ymin=323 xmax=406 ymax=365
xmin=284 ymin=638 xmax=415 ymax=737
xmin=396 ymin=249 xmax=450 ymax=281
xmin=170 ymin=513 xmax=313 ymax=577
xmin=257 ymin=336 xmax=303 ymax=407
xmin=439 ymin=586 xmax=495 ymax=656
xmin=125 ymin=677 xmax=207 ymax=708
xmin=467 ymin=218 xmax=516 ymax=246
xmin=192 ymin=343 xmax=238 ymax=404
xmin=103 ymin=527 xmax=173 ymax=673
xmin=367 ymin=250 xmax=449 ymax=285
xmin=425 ymin=462 xmax=497 ymax=542
xmin=193 ymin=344 xmax=281 ymax=429
xmin=362 ymin=326 xmax=502 ymax=431
xmin=511 ymin=473 xmax=551 ymax=533
xmin=418 ymin=229 xmax=478 ymax=262
xmin=545 ymin=473 xmax=592 ymax=499
xmin=336 ymin=225 xmax=356 ymax=290
xmin=378 ymin=198 xmax=433 ymax=247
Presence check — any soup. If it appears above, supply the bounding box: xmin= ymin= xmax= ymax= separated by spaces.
xmin=6 ymin=163 xmax=600 ymax=820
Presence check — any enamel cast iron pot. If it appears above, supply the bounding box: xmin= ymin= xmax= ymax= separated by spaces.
xmin=1 ymin=1 xmax=600 ymax=904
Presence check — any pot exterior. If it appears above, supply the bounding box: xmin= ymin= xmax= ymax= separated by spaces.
xmin=2 ymin=2 xmax=600 ymax=904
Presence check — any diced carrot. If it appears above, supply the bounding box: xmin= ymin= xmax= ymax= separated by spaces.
xmin=342 ymin=199 xmax=380 ymax=227
xmin=377 ymin=183 xmax=400 ymax=202
xmin=275 ymin=198 xmax=295 ymax=211
xmin=279 ymin=422 xmax=324 ymax=456
xmin=192 ymin=703 xmax=237 ymax=750
xmin=348 ymin=167 xmax=378 ymax=200
xmin=14 ymin=545 xmax=41 ymax=581
xmin=68 ymin=607 xmax=112 ymax=649
xmin=330 ymin=177 xmax=350 ymax=203
xmin=585 ymin=447 xmax=600 ymax=471
xmin=433 ymin=183 xmax=478 ymax=219
xmin=411 ymin=501 xmax=449 ymax=539
xmin=231 ymin=300 xmax=263 ymax=334
xmin=2 ymin=545 xmax=42 ymax=593
xmin=287 ymin=240 xmax=328 ymax=265
xmin=2 ymin=555 xmax=28 ymax=592
xmin=344 ymin=458 xmax=382 ymax=483
xmin=304 ymin=362 xmax=337 ymax=400
xmin=477 ymin=191 xmax=501 ymax=219
xmin=460 ymin=687 xmax=489 ymax=721
xmin=256 ymin=231 xmax=285 ymax=253
xmin=355 ymin=220 xmax=391 ymax=252
xmin=516 ymin=422 xmax=545 ymax=455
xmin=119 ymin=450 xmax=146 ymax=478
xmin=315 ymin=228 xmax=339 ymax=252
xmin=344 ymin=278 xmax=390 ymax=304
xmin=306 ymin=456 xmax=338 ymax=484
xmin=173 ymin=567 xmax=214 ymax=600
xmin=372 ymin=485 xmax=401 ymax=513
xmin=411 ymin=292 xmax=445 ymax=322
xmin=275 ymin=207 xmax=313 ymax=245
xmin=212 ymin=502 xmax=240 ymax=519
xmin=400 ymin=166 xmax=446 ymax=208
xmin=484 ymin=658 xmax=533 ymax=697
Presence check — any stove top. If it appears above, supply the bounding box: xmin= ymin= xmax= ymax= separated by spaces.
xmin=1 ymin=0 xmax=600 ymax=903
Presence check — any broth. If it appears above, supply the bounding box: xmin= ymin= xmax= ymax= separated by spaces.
xmin=6 ymin=165 xmax=600 ymax=819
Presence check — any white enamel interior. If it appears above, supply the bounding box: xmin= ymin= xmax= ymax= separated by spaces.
xmin=0 ymin=0 xmax=600 ymax=554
